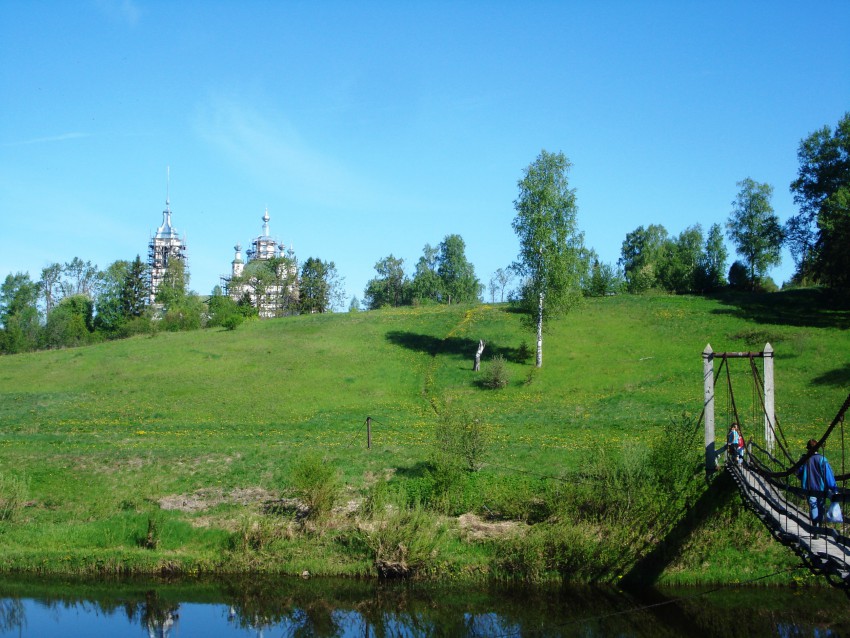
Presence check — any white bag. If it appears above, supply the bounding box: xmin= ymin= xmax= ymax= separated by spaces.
xmin=826 ymin=501 xmax=843 ymax=523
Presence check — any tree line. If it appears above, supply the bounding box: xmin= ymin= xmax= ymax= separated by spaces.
xmin=362 ymin=234 xmax=483 ymax=310
xmin=0 ymin=253 xmax=345 ymax=354
xmin=619 ymin=112 xmax=848 ymax=293
xmin=2 ymin=113 xmax=846 ymax=357
xmin=360 ymin=112 xmax=848 ymax=367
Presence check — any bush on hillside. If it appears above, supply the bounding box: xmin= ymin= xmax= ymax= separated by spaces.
xmin=481 ymin=355 xmax=510 ymax=389
xmin=433 ymin=405 xmax=489 ymax=473
xmin=516 ymin=340 xmax=532 ymax=363
xmin=288 ymin=453 xmax=341 ymax=520
xmin=363 ymin=502 xmax=444 ymax=578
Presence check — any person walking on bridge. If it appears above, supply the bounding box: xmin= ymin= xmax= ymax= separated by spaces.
xmin=798 ymin=439 xmax=838 ymax=535
xmin=726 ymin=424 xmax=741 ymax=464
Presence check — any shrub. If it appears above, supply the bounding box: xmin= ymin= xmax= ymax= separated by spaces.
xmin=221 ymin=313 xmax=244 ymax=331
xmin=434 ymin=406 xmax=489 ymax=472
xmin=481 ymin=355 xmax=510 ymax=389
xmin=478 ymin=474 xmax=554 ymax=523
xmin=494 ymin=522 xmax=598 ymax=582
xmin=516 ymin=340 xmax=532 ymax=363
xmin=646 ymin=413 xmax=702 ymax=498
xmin=288 ymin=453 xmax=341 ymax=520
xmin=364 ymin=502 xmax=444 ymax=578
xmin=231 ymin=515 xmax=282 ymax=552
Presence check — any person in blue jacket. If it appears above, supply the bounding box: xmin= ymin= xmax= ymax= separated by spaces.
xmin=798 ymin=438 xmax=838 ymax=533
xmin=726 ymin=423 xmax=741 ymax=463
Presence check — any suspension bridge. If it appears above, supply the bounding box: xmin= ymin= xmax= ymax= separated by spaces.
xmin=702 ymin=344 xmax=850 ymax=590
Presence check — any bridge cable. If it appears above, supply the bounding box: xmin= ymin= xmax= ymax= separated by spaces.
xmin=724 ymin=356 xmax=741 ymax=436
xmin=750 ymin=393 xmax=850 ymax=480
xmin=747 ymin=356 xmax=793 ymax=463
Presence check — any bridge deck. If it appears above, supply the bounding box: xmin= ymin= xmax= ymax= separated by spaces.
xmin=727 ymin=461 xmax=850 ymax=585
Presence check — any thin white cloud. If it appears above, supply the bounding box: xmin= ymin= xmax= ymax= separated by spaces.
xmin=193 ymin=96 xmax=405 ymax=213
xmin=94 ymin=0 xmax=141 ymax=26
xmin=3 ymin=132 xmax=90 ymax=146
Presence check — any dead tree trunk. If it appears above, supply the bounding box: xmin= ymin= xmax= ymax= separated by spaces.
xmin=473 ymin=339 xmax=485 ymax=371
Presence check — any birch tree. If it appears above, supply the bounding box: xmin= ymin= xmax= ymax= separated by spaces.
xmin=726 ymin=178 xmax=782 ymax=289
xmin=511 ymin=150 xmax=585 ymax=368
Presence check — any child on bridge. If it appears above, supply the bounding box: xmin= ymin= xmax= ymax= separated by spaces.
xmin=726 ymin=423 xmax=742 ymax=465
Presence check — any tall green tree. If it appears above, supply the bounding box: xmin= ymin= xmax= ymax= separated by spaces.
xmin=619 ymin=224 xmax=668 ymax=293
xmin=657 ymin=225 xmax=704 ymax=294
xmin=490 ymin=267 xmax=514 ymax=303
xmin=410 ymin=244 xmax=443 ymax=304
xmin=39 ymin=263 xmax=63 ymax=315
xmin=43 ymin=294 xmax=94 ymax=348
xmin=728 ymin=260 xmax=749 ymax=290
xmin=695 ymin=223 xmax=728 ymax=292
xmin=788 ymin=112 xmax=850 ymax=289
xmin=299 ymin=257 xmax=345 ymax=313
xmin=815 ymin=188 xmax=850 ymax=290
xmin=154 ymin=258 xmax=188 ymax=309
xmin=364 ymin=255 xmax=409 ymax=309
xmin=120 ymin=255 xmax=149 ymax=319
xmin=93 ymin=259 xmax=131 ymax=333
xmin=726 ymin=178 xmax=783 ymax=289
xmin=511 ymin=150 xmax=585 ymax=368
xmin=436 ymin=234 xmax=480 ymax=304
xmin=0 ymin=273 xmax=41 ymax=354
xmin=583 ymin=253 xmax=622 ymax=297
xmin=60 ymin=257 xmax=102 ymax=299
xmin=153 ymin=259 xmax=205 ymax=330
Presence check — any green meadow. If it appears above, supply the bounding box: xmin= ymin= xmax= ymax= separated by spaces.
xmin=0 ymin=290 xmax=848 ymax=584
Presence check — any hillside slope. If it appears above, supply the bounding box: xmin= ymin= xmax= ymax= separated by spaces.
xmin=0 ymin=290 xmax=847 ymax=581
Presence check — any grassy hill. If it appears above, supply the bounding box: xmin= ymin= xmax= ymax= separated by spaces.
xmin=0 ymin=290 xmax=848 ymax=583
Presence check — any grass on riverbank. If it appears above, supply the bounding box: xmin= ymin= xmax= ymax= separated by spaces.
xmin=0 ymin=289 xmax=848 ymax=584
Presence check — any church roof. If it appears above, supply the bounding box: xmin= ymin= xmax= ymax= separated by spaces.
xmin=155 ymin=203 xmax=181 ymax=240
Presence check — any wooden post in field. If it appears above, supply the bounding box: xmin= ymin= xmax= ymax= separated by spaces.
xmin=764 ymin=343 xmax=775 ymax=455
xmin=366 ymin=416 xmax=372 ymax=449
xmin=703 ymin=344 xmax=716 ymax=473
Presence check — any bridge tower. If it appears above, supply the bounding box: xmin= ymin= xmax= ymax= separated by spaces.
xmin=703 ymin=343 xmax=776 ymax=472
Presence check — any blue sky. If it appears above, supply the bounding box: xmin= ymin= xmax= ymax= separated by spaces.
xmin=1 ymin=1 xmax=848 ymax=306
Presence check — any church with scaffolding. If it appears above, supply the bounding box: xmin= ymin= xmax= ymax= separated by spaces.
xmin=221 ymin=209 xmax=298 ymax=318
xmin=147 ymin=196 xmax=187 ymax=305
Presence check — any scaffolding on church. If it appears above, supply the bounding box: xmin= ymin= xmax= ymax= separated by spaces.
xmin=147 ymin=197 xmax=188 ymax=305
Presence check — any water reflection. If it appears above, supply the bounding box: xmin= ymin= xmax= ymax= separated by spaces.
xmin=133 ymin=591 xmax=179 ymax=638
xmin=0 ymin=575 xmax=847 ymax=637
xmin=0 ymin=600 xmax=24 ymax=635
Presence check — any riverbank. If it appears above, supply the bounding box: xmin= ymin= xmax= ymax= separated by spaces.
xmin=0 ymin=466 xmax=813 ymax=587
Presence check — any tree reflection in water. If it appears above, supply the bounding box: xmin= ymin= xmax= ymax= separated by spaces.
xmin=0 ymin=598 xmax=25 ymax=635
xmin=0 ymin=576 xmax=848 ymax=637
xmin=120 ymin=590 xmax=180 ymax=638
xmin=140 ymin=590 xmax=179 ymax=638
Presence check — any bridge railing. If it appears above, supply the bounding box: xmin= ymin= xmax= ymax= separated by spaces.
xmin=746 ymin=438 xmax=849 ymax=542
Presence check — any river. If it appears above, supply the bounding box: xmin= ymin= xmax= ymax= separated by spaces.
xmin=0 ymin=575 xmax=846 ymax=637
